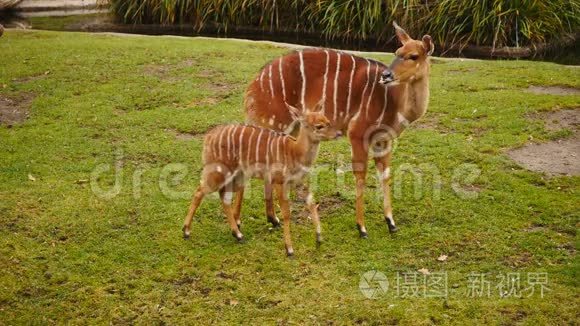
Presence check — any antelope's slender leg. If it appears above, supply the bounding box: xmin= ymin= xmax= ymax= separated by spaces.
xmin=183 ymin=186 xmax=207 ymax=239
xmin=233 ymin=187 xmax=244 ymax=229
xmin=304 ymin=188 xmax=322 ymax=246
xmin=220 ymin=188 xmax=244 ymax=242
xmin=373 ymin=142 xmax=397 ymax=233
xmin=350 ymin=138 xmax=369 ymax=238
xmin=275 ymin=183 xmax=293 ymax=256
xmin=264 ymin=181 xmax=280 ymax=227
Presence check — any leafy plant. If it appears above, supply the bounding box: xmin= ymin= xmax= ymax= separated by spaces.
xmin=108 ymin=0 xmax=580 ymax=49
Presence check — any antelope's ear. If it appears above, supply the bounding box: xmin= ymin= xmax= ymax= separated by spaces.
xmin=422 ymin=35 xmax=434 ymax=56
xmin=393 ymin=22 xmax=410 ymax=44
xmin=286 ymin=103 xmax=301 ymax=121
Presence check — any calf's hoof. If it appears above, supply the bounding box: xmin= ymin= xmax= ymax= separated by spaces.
xmin=316 ymin=233 xmax=322 ymax=248
xmin=232 ymin=231 xmax=245 ymax=243
xmin=182 ymin=226 xmax=190 ymax=240
xmin=286 ymin=247 xmax=294 ymax=257
xmin=357 ymin=224 xmax=368 ymax=239
xmin=268 ymin=215 xmax=281 ymax=228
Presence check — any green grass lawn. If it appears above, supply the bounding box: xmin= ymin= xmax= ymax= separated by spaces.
xmin=0 ymin=30 xmax=579 ymax=324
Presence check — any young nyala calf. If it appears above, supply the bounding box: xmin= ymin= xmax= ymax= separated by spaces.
xmin=183 ymin=103 xmax=339 ymax=256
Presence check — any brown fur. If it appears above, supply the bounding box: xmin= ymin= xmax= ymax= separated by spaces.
xmin=183 ymin=105 xmax=337 ymax=256
xmin=243 ymin=23 xmax=434 ymax=237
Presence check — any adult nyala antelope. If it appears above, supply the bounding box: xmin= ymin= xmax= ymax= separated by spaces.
xmin=242 ymin=23 xmax=434 ymax=238
xmin=182 ymin=103 xmax=339 ymax=256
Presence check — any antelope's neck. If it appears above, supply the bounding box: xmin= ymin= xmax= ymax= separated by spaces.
xmin=292 ymin=132 xmax=320 ymax=166
xmin=403 ymin=74 xmax=430 ymax=123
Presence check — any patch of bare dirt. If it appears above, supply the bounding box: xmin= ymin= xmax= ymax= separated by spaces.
xmin=165 ymin=128 xmax=204 ymax=141
xmin=189 ymin=97 xmax=221 ymax=107
xmin=413 ymin=112 xmax=447 ymax=131
xmin=197 ymin=69 xmax=215 ymax=78
xmin=143 ymin=64 xmax=171 ymax=78
xmin=524 ymin=224 xmax=547 ymax=233
xmin=0 ymin=92 xmax=34 ymax=127
xmin=205 ymin=81 xmax=236 ymax=95
xmin=509 ymin=109 xmax=580 ymax=176
xmin=447 ymin=67 xmax=478 ymax=74
xmin=508 ymin=137 xmax=579 ymax=176
xmin=12 ymin=72 xmax=49 ymax=84
xmin=540 ymin=109 xmax=580 ymax=131
xmin=505 ymin=251 xmax=533 ymax=268
xmin=318 ymin=193 xmax=345 ymax=214
xmin=181 ymin=59 xmax=196 ymax=67
xmin=526 ymin=85 xmax=580 ymax=96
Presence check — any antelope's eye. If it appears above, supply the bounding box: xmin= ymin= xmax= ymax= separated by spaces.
xmin=315 ymin=124 xmax=324 ymax=130
xmin=409 ymin=54 xmax=419 ymax=61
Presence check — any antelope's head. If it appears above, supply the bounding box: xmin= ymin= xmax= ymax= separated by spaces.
xmin=287 ymin=103 xmax=341 ymax=141
xmin=380 ymin=22 xmax=434 ymax=85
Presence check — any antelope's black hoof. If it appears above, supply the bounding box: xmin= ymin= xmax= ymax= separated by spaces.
xmin=182 ymin=226 xmax=190 ymax=240
xmin=357 ymin=224 xmax=368 ymax=239
xmin=316 ymin=234 xmax=322 ymax=248
xmin=286 ymin=251 xmax=294 ymax=258
xmin=385 ymin=218 xmax=398 ymax=233
xmin=268 ymin=215 xmax=280 ymax=228
xmin=232 ymin=231 xmax=245 ymax=243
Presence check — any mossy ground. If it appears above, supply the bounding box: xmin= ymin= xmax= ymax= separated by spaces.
xmin=0 ymin=30 xmax=579 ymax=324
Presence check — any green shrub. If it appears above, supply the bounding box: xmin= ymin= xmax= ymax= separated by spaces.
xmin=109 ymin=0 xmax=579 ymax=49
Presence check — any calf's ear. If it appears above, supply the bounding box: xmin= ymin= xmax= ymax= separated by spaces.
xmin=285 ymin=103 xmax=302 ymax=121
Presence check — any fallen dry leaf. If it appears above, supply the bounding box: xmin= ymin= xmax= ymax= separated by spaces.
xmin=28 ymin=174 xmax=36 ymax=181
xmin=228 ymin=299 xmax=239 ymax=306
xmin=437 ymin=255 xmax=448 ymax=262
xmin=418 ymin=268 xmax=430 ymax=275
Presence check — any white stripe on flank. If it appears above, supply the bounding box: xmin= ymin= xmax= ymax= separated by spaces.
xmin=345 ymin=54 xmax=356 ymax=121
xmin=376 ymin=86 xmax=388 ymax=124
xmin=247 ymin=128 xmax=256 ymax=166
xmin=282 ymin=138 xmax=288 ymax=165
xmin=265 ymin=132 xmax=272 ymax=167
xmin=356 ymin=59 xmax=372 ymax=119
xmin=322 ymin=50 xmax=330 ymax=113
xmin=217 ymin=127 xmax=226 ymax=158
xmin=365 ymin=64 xmax=379 ymax=119
xmin=268 ymin=64 xmax=275 ymax=97
xmin=333 ymin=51 xmax=341 ymax=122
xmin=278 ymin=58 xmax=286 ymax=101
xmin=255 ymin=129 xmax=264 ymax=163
xmin=299 ymin=51 xmax=306 ymax=110
xmin=231 ymin=126 xmax=237 ymax=160
xmin=237 ymin=126 xmax=245 ymax=163
xmin=276 ymin=137 xmax=282 ymax=163
xmin=226 ymin=126 xmax=232 ymax=159
xmin=259 ymin=69 xmax=265 ymax=92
